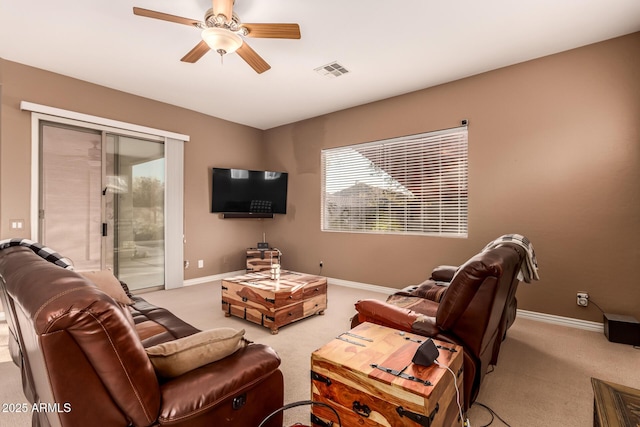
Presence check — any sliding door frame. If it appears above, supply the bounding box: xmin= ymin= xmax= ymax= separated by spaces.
xmin=22 ymin=101 xmax=188 ymax=290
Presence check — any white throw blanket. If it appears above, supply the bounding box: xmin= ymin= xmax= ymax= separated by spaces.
xmin=482 ymin=234 xmax=539 ymax=283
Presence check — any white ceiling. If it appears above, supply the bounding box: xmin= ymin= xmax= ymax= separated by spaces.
xmin=1 ymin=1 xmax=639 ymax=130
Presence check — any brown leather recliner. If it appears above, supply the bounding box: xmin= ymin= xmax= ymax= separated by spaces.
xmin=406 ymin=257 xmax=521 ymax=345
xmin=0 ymin=245 xmax=284 ymax=427
xmin=352 ymin=243 xmax=526 ymax=409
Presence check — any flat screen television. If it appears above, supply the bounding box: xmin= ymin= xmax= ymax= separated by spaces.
xmin=211 ymin=168 xmax=288 ymax=214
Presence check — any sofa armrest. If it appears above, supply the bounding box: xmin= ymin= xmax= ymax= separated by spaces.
xmin=430 ymin=265 xmax=458 ymax=282
xmin=354 ymin=299 xmax=421 ymax=333
xmin=158 ymin=344 xmax=281 ymax=425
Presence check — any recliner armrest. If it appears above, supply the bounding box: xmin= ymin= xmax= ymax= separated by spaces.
xmin=430 ymin=265 xmax=458 ymax=282
xmin=354 ymin=299 xmax=420 ymax=333
xmin=411 ymin=315 xmax=440 ymax=337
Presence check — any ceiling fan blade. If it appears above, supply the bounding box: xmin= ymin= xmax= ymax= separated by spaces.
xmin=213 ymin=0 xmax=234 ymax=22
xmin=133 ymin=7 xmax=201 ymax=27
xmin=181 ymin=40 xmax=211 ymax=63
xmin=243 ymin=23 xmax=301 ymax=39
xmin=236 ymin=42 xmax=271 ymax=74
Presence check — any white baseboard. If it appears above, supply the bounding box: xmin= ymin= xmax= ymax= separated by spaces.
xmin=183 ymin=270 xmax=245 ymax=287
xmin=326 ymin=277 xmax=398 ymax=295
xmin=183 ymin=273 xmax=604 ymax=332
xmin=516 ymin=309 xmax=603 ymax=332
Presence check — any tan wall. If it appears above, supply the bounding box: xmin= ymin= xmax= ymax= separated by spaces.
xmin=1 ymin=33 xmax=638 ymax=322
xmin=0 ymin=59 xmax=266 ymax=278
xmin=263 ymin=32 xmax=640 ymax=322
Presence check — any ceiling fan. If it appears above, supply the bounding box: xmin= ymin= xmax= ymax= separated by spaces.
xmin=133 ymin=0 xmax=301 ymax=74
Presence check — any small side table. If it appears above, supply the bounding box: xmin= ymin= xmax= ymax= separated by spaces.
xmin=246 ymin=248 xmax=281 ymax=272
xmin=592 ymin=377 xmax=640 ymax=427
xmin=311 ymin=322 xmax=464 ymax=426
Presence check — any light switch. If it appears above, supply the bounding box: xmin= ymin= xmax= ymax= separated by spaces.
xmin=10 ymin=219 xmax=24 ymax=229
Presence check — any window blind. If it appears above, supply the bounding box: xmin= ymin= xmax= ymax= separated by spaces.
xmin=321 ymin=126 xmax=468 ymax=237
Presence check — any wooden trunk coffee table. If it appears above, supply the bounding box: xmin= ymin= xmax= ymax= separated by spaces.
xmin=221 ymin=270 xmax=327 ymax=334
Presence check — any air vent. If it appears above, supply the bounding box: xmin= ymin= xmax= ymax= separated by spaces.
xmin=314 ymin=61 xmax=350 ymax=78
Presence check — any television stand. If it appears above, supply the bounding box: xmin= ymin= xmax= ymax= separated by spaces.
xmin=221 ymin=212 xmax=274 ymax=219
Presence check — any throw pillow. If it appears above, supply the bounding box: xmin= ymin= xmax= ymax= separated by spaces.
xmin=79 ymin=270 xmax=134 ymax=306
xmin=146 ymin=328 xmax=248 ymax=378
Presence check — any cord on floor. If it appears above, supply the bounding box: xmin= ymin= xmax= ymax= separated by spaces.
xmin=473 ymin=402 xmax=512 ymax=427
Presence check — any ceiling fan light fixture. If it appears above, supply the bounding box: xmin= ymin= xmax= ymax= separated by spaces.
xmin=201 ymin=27 xmax=243 ymax=55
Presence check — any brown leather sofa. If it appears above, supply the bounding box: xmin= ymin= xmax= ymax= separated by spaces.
xmin=352 ymin=243 xmax=526 ymax=409
xmin=0 ymin=245 xmax=284 ymax=427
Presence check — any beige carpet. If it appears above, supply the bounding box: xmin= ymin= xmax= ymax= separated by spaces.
xmin=1 ymin=281 xmax=639 ymax=426
xmin=0 ymin=322 xmax=32 ymax=426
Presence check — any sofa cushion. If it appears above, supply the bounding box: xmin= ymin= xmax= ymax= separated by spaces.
xmin=146 ymin=328 xmax=248 ymax=378
xmin=136 ymin=320 xmax=171 ymax=342
xmin=79 ymin=270 xmax=134 ymax=305
xmin=129 ymin=296 xmax=201 ymax=347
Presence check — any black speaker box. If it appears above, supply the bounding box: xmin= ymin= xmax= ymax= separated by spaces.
xmin=603 ymin=313 xmax=640 ymax=346
xmin=411 ymin=338 xmax=440 ymax=366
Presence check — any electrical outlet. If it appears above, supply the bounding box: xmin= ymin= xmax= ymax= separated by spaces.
xmin=577 ymin=292 xmax=589 ymax=307
xmin=198 ymin=259 xmax=204 ymax=269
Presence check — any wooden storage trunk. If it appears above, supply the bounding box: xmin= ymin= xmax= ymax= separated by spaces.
xmin=222 ymin=271 xmax=327 ymax=334
xmin=246 ymin=248 xmax=281 ymax=272
xmin=311 ymin=322 xmax=464 ymax=427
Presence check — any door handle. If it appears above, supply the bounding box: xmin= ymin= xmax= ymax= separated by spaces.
xmin=102 ymin=223 xmax=108 ymax=236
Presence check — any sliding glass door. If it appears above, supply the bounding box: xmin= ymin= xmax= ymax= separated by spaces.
xmin=105 ymin=134 xmax=165 ymax=291
xmin=40 ymin=122 xmax=165 ymax=291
